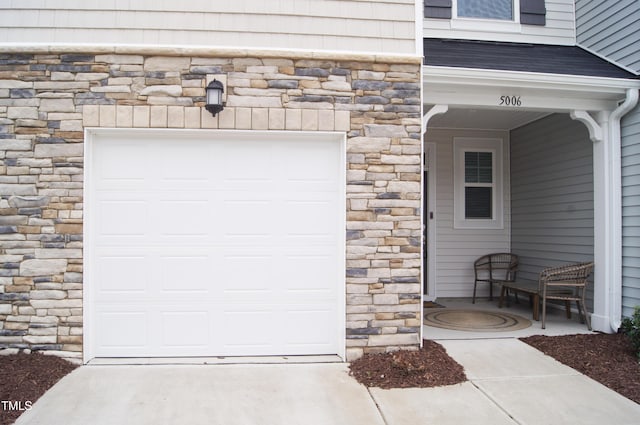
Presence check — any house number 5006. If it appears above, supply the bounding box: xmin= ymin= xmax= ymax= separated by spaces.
xmin=499 ymin=95 xmax=522 ymax=106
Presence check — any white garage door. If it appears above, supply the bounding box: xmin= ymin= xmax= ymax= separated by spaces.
xmin=85 ymin=130 xmax=345 ymax=359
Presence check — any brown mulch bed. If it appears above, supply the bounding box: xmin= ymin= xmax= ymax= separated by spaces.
xmin=349 ymin=339 xmax=467 ymax=389
xmin=521 ymin=333 xmax=640 ymax=404
xmin=0 ymin=352 xmax=78 ymax=425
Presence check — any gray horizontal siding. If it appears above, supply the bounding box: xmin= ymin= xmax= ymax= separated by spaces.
xmin=580 ymin=0 xmax=640 ymax=315
xmin=622 ymin=106 xmax=640 ymax=316
xmin=576 ymin=0 xmax=640 ymax=72
xmin=428 ymin=128 xmax=511 ymax=299
xmin=510 ymin=113 xmax=594 ymax=307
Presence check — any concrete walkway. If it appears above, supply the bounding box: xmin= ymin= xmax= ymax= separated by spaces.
xmin=372 ymin=339 xmax=640 ymax=425
xmin=15 ymin=339 xmax=640 ymax=425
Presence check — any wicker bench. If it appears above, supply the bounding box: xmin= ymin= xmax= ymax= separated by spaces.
xmin=498 ymin=281 xmax=540 ymax=320
xmin=498 ymin=261 xmax=594 ymax=329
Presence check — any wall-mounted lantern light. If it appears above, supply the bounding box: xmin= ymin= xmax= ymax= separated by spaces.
xmin=205 ymin=79 xmax=225 ymax=117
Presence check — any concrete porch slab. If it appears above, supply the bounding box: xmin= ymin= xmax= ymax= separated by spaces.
xmin=423 ymin=298 xmax=596 ymax=340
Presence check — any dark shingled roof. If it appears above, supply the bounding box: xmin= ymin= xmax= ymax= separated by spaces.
xmin=424 ymin=38 xmax=638 ymax=79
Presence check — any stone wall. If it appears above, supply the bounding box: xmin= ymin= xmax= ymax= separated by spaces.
xmin=0 ymin=48 xmax=422 ymax=361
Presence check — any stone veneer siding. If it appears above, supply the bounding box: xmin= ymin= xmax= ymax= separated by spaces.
xmin=0 ymin=48 xmax=422 ymax=361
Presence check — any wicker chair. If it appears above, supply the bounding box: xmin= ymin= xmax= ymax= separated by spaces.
xmin=472 ymin=253 xmax=519 ymax=303
xmin=499 ymin=261 xmax=595 ymax=329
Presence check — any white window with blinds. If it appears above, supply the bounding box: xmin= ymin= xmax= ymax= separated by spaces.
xmin=454 ymin=138 xmax=504 ymax=229
xmin=457 ymin=0 xmax=515 ymax=21
xmin=424 ymin=0 xmax=546 ymax=26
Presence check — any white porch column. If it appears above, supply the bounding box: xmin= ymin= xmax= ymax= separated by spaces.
xmin=604 ymin=89 xmax=639 ymax=331
xmin=577 ymin=89 xmax=640 ymax=333
xmin=421 ymin=105 xmax=448 ymax=303
xmin=591 ymin=112 xmax=613 ymax=332
xmin=571 ymin=110 xmax=615 ymax=332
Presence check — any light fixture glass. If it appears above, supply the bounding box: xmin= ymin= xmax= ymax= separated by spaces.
xmin=205 ymin=79 xmax=225 ymax=116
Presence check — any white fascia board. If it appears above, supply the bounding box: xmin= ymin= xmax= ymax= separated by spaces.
xmin=424 ymin=86 xmax=621 ymax=112
xmin=423 ymin=65 xmax=640 ymax=95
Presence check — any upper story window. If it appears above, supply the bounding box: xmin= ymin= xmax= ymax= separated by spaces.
xmin=425 ymin=0 xmax=545 ymax=26
xmin=458 ymin=0 xmax=513 ymax=21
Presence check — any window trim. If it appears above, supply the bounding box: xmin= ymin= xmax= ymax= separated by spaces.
xmin=454 ymin=138 xmax=504 ymax=229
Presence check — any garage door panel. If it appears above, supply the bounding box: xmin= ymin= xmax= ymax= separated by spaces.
xmin=96 ymin=255 xmax=148 ymax=294
xmin=95 ymin=247 xmax=342 ymax=303
xmin=285 ymin=309 xmax=336 ymax=348
xmin=158 ymin=157 xmax=213 ymax=183
xmin=220 ymin=309 xmax=278 ymax=352
xmin=283 ymin=200 xmax=336 ymax=237
xmin=284 ymin=146 xmax=340 ymax=185
xmin=97 ymin=200 xmax=149 ymax=238
xmin=97 ymin=311 xmax=148 ymax=350
xmin=96 ymin=249 xmax=217 ymax=295
xmin=219 ymin=254 xmax=274 ymax=294
xmin=158 ymin=200 xmax=211 ymax=237
xmin=89 ymin=131 xmax=344 ymax=359
xmin=218 ymin=142 xmax=276 ymax=177
xmin=96 ymin=203 xmax=218 ymax=246
xmin=285 ymin=159 xmax=338 ymax=182
xmin=159 ymin=256 xmax=211 ymax=293
xmin=220 ymin=200 xmax=273 ymax=238
xmin=219 ymin=178 xmax=274 ymax=193
xmin=283 ymin=181 xmax=341 ymax=193
xmin=94 ymin=139 xmax=147 ymax=183
xmin=282 ymin=255 xmax=337 ymax=293
xmin=97 ymin=308 xmax=214 ymax=356
xmin=216 ymin=307 xmax=338 ymax=355
xmin=161 ymin=311 xmax=210 ymax=348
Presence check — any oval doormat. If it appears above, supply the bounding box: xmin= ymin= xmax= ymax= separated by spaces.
xmin=424 ymin=309 xmax=531 ymax=332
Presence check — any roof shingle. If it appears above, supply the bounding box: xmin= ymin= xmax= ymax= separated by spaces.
xmin=424 ymin=38 xmax=638 ymax=79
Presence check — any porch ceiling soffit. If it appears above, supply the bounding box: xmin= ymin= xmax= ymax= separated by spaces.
xmin=422 ymin=66 xmax=640 ymax=113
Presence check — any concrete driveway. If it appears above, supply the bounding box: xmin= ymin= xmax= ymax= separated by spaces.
xmin=14 ymin=363 xmax=384 ymax=425
xmin=14 ymin=339 xmax=640 ymax=425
